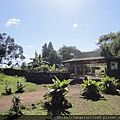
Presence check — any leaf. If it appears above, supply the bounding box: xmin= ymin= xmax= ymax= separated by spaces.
xmin=54 ymin=75 xmax=61 ymax=84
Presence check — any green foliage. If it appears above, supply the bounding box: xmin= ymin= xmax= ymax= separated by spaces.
xmin=100 ymin=76 xmax=119 ymax=95
xmin=97 ymin=31 xmax=120 ymax=57
xmin=0 ymin=73 xmax=38 ymax=96
xmin=16 ymin=80 xmax=25 ymax=93
xmin=50 ymin=64 xmax=56 ymax=71
xmin=9 ymin=94 xmax=23 ymax=116
xmin=21 ymin=62 xmax=27 ymax=70
xmin=58 ymin=45 xmax=81 ymax=61
xmin=81 ymin=78 xmax=102 ymax=101
xmin=35 ymin=64 xmax=50 ymax=72
xmin=4 ymin=80 xmax=12 ymax=95
xmin=42 ymin=42 xmax=61 ymax=65
xmin=33 ymin=64 xmax=67 ymax=73
xmin=44 ymin=76 xmax=72 ymax=116
xmin=0 ymin=33 xmax=25 ymax=66
xmin=116 ymin=82 xmax=120 ymax=90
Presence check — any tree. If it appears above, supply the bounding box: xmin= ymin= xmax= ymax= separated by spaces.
xmin=42 ymin=43 xmax=49 ymax=61
xmin=49 ymin=49 xmax=62 ymax=66
xmin=21 ymin=62 xmax=27 ymax=69
xmin=0 ymin=33 xmax=25 ymax=67
xmin=48 ymin=41 xmax=54 ymax=52
xmin=58 ymin=45 xmax=81 ymax=61
xmin=97 ymin=32 xmax=120 ymax=57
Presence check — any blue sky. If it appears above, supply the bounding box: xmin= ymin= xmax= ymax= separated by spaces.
xmin=1 ymin=0 xmax=120 ymax=63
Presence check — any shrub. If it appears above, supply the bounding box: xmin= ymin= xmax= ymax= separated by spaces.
xmin=116 ymin=82 xmax=120 ymax=90
xmin=100 ymin=76 xmax=119 ymax=95
xmin=81 ymin=78 xmax=102 ymax=101
xmin=43 ymin=76 xmax=72 ymax=116
xmin=4 ymin=80 xmax=12 ymax=95
xmin=9 ymin=94 xmax=23 ymax=115
xmin=15 ymin=80 xmax=25 ymax=93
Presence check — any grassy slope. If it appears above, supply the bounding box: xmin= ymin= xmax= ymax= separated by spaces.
xmin=0 ymin=73 xmax=40 ymax=97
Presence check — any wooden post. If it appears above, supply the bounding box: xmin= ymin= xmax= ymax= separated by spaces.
xmin=74 ymin=62 xmax=78 ymax=78
xmin=75 ymin=62 xmax=77 ymax=74
xmin=82 ymin=63 xmax=85 ymax=77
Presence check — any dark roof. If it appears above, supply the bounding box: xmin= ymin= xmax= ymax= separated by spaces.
xmin=73 ymin=51 xmax=102 ymax=59
xmin=62 ymin=51 xmax=105 ymax=63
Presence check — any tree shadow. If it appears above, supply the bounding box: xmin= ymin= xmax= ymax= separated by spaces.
xmin=44 ymin=102 xmax=72 ymax=119
xmin=3 ymin=114 xmax=22 ymax=120
xmin=80 ymin=93 xmax=107 ymax=101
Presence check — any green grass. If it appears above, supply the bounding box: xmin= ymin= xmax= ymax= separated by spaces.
xmin=68 ymin=94 xmax=120 ymax=115
xmin=1 ymin=93 xmax=120 ymax=116
xmin=1 ymin=101 xmax=47 ymax=115
xmin=0 ymin=73 xmax=40 ymax=97
xmin=1 ymin=91 xmax=120 ymax=116
xmin=0 ymin=81 xmax=120 ymax=116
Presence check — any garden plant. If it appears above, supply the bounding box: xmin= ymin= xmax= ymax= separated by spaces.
xmin=100 ymin=76 xmax=119 ymax=95
xmin=44 ymin=76 xmax=72 ymax=117
xmin=81 ymin=78 xmax=103 ymax=101
xmin=4 ymin=94 xmax=23 ymax=120
xmin=15 ymin=80 xmax=25 ymax=93
xmin=4 ymin=80 xmax=12 ymax=95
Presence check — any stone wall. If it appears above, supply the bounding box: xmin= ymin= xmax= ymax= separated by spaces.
xmin=0 ymin=68 xmax=70 ymax=84
xmin=26 ymin=72 xmax=70 ymax=84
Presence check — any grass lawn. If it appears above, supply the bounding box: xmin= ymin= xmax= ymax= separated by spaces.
xmin=21 ymin=94 xmax=120 ymax=115
xmin=0 ymin=75 xmax=120 ymax=116
xmin=1 ymin=85 xmax=120 ymax=116
xmin=68 ymin=94 xmax=120 ymax=115
xmin=0 ymin=73 xmax=41 ymax=97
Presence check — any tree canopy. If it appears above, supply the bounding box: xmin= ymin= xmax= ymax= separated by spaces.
xmin=42 ymin=42 xmax=61 ymax=66
xmin=0 ymin=33 xmax=25 ymax=67
xmin=58 ymin=45 xmax=81 ymax=61
xmin=97 ymin=32 xmax=120 ymax=57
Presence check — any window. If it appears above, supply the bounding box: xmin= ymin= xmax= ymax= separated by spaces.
xmin=110 ymin=61 xmax=118 ymax=70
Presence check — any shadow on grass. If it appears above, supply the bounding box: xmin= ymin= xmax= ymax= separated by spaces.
xmin=1 ymin=93 xmax=12 ymax=96
xmin=44 ymin=102 xmax=72 ymax=117
xmin=80 ymin=93 xmax=107 ymax=101
xmin=3 ymin=114 xmax=23 ymax=120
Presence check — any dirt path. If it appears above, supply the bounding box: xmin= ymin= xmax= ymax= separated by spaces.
xmin=0 ymin=85 xmax=80 ymax=112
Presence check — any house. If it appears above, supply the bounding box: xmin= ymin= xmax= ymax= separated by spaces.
xmin=62 ymin=51 xmax=120 ymax=79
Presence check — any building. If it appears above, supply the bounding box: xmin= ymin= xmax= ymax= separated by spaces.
xmin=62 ymin=51 xmax=120 ymax=79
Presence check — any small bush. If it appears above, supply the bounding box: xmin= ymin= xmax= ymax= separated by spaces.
xmin=9 ymin=94 xmax=23 ymax=116
xmin=15 ymin=80 xmax=25 ymax=93
xmin=44 ymin=76 xmax=72 ymax=116
xmin=4 ymin=80 xmax=12 ymax=95
xmin=100 ymin=76 xmax=119 ymax=95
xmin=81 ymin=78 xmax=102 ymax=101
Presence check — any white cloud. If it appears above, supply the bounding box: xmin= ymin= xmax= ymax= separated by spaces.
xmin=5 ymin=18 xmax=21 ymax=27
xmin=85 ymin=24 xmax=88 ymax=27
xmin=27 ymin=45 xmax=36 ymax=48
xmin=73 ymin=24 xmax=78 ymax=28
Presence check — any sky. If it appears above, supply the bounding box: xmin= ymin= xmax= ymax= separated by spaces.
xmin=1 ymin=0 xmax=120 ymax=63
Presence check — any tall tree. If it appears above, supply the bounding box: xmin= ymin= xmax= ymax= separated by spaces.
xmin=42 ymin=43 xmax=49 ymax=61
xmin=97 ymin=32 xmax=120 ymax=57
xmin=48 ymin=41 xmax=54 ymax=52
xmin=0 ymin=33 xmax=25 ymax=66
xmin=42 ymin=42 xmax=62 ymax=65
xmin=49 ymin=49 xmax=62 ymax=66
xmin=58 ymin=45 xmax=81 ymax=61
